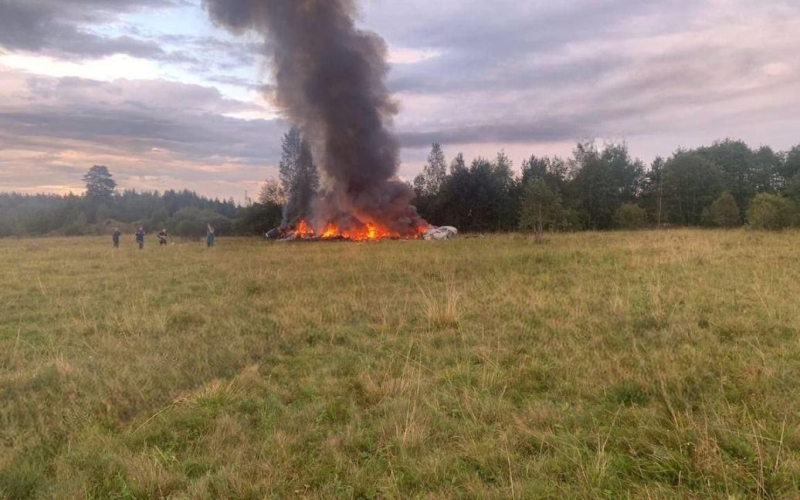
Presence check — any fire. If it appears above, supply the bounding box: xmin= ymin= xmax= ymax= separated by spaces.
xmin=321 ymin=222 xmax=339 ymax=239
xmin=287 ymin=220 xmax=427 ymax=241
xmin=294 ymin=220 xmax=315 ymax=238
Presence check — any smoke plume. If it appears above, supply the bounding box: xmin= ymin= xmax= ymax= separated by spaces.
xmin=204 ymin=0 xmax=427 ymax=235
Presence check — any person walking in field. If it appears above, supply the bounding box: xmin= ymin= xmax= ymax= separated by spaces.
xmin=206 ymin=224 xmax=215 ymax=248
xmin=135 ymin=227 xmax=145 ymax=250
xmin=158 ymin=229 xmax=168 ymax=246
xmin=112 ymin=228 xmax=121 ymax=248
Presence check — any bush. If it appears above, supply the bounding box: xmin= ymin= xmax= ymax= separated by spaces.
xmin=614 ymin=203 xmax=648 ymax=230
xmin=168 ymin=207 xmax=232 ymax=238
xmin=746 ymin=194 xmax=796 ymax=230
xmin=709 ymin=192 xmax=740 ymax=227
xmin=786 ymin=173 xmax=800 ymax=203
xmin=62 ymin=213 xmax=91 ymax=236
xmin=518 ymin=181 xmax=564 ymax=243
xmin=235 ymin=202 xmax=283 ymax=235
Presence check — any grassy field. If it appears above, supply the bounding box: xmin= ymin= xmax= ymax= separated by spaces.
xmin=1 ymin=230 xmax=800 ymax=499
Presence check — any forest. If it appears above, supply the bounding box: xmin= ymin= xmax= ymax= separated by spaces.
xmin=412 ymin=139 xmax=800 ymax=234
xmin=2 ymin=132 xmax=799 ymax=238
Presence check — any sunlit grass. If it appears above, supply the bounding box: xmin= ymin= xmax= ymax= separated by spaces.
xmin=1 ymin=231 xmax=800 ymax=498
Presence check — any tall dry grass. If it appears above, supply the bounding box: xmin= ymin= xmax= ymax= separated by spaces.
xmin=1 ymin=230 xmax=800 ymax=498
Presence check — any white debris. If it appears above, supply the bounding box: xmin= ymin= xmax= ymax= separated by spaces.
xmin=422 ymin=226 xmax=458 ymax=240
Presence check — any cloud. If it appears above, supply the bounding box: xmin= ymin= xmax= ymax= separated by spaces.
xmin=0 ymin=68 xmax=286 ymax=198
xmin=0 ymin=0 xmax=182 ymax=59
xmin=1 ymin=0 xmax=799 ymax=198
xmin=374 ymin=0 xmax=800 ymax=153
xmin=0 ymin=0 xmax=265 ymax=83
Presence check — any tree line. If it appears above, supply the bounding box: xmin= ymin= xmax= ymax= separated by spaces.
xmin=0 ymin=128 xmax=318 ymax=239
xmin=412 ymin=139 xmax=800 ymax=238
xmin=0 ymin=166 xmax=245 ymax=238
xmin=1 ymin=134 xmax=799 ymax=239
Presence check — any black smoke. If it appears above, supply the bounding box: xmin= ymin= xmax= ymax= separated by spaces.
xmin=204 ymin=0 xmax=427 ymax=235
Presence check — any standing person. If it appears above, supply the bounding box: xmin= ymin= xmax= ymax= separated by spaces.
xmin=158 ymin=229 xmax=168 ymax=246
xmin=206 ymin=224 xmax=216 ymax=248
xmin=112 ymin=228 xmax=121 ymax=248
xmin=135 ymin=227 xmax=145 ymax=250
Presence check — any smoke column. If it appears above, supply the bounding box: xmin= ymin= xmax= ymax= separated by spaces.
xmin=204 ymin=0 xmax=427 ymax=235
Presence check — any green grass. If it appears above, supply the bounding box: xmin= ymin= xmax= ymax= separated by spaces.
xmin=1 ymin=231 xmax=800 ymax=498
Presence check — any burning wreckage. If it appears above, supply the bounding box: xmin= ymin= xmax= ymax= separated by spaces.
xmin=267 ymin=221 xmax=458 ymax=242
xmin=205 ymin=0 xmax=456 ymax=242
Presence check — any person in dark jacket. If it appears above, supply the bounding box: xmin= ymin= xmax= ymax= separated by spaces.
xmin=135 ymin=227 xmax=145 ymax=250
xmin=206 ymin=224 xmax=215 ymax=248
xmin=112 ymin=228 xmax=121 ymax=248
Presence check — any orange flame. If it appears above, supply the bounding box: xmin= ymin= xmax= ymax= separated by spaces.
xmin=321 ymin=222 xmax=339 ymax=239
xmin=294 ymin=220 xmax=315 ymax=238
xmin=288 ymin=220 xmax=427 ymax=241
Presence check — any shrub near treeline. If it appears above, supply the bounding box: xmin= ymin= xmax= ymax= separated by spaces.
xmin=747 ymin=193 xmax=797 ymax=230
xmin=614 ymin=204 xmax=648 ymax=229
xmin=709 ymin=192 xmax=741 ymax=228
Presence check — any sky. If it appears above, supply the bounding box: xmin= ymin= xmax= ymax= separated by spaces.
xmin=0 ymin=0 xmax=798 ymax=200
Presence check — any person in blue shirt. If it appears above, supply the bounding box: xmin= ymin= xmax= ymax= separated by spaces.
xmin=135 ymin=227 xmax=145 ymax=250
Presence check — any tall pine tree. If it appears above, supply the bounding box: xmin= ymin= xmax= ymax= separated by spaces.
xmin=83 ymin=165 xmax=117 ymax=201
xmin=279 ymin=127 xmax=320 ymax=224
xmin=82 ymin=165 xmax=117 ymax=223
